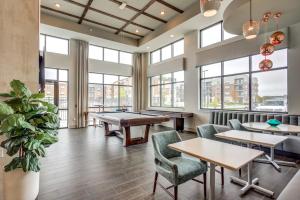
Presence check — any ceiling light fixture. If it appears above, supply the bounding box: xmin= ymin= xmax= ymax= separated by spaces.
xmin=135 ymin=29 xmax=139 ymax=33
xmin=170 ymin=34 xmax=174 ymax=38
xmin=200 ymin=0 xmax=221 ymax=17
xmin=119 ymin=1 xmax=127 ymax=10
xmin=242 ymin=0 xmax=260 ymax=39
xmin=160 ymin=11 xmax=165 ymax=15
xmin=55 ymin=3 xmax=61 ymax=8
xmin=146 ymin=47 xmax=150 ymax=50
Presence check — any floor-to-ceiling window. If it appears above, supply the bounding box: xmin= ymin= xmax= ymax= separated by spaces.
xmin=88 ymin=73 xmax=133 ymax=112
xmin=149 ymin=71 xmax=184 ymax=108
xmin=44 ymin=68 xmax=69 ymax=128
xmin=200 ymin=49 xmax=288 ymax=112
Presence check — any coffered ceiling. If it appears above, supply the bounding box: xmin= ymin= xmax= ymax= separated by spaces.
xmin=41 ymin=0 xmax=198 ymax=40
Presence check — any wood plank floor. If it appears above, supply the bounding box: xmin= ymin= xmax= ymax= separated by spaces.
xmin=1 ymin=126 xmax=299 ymax=200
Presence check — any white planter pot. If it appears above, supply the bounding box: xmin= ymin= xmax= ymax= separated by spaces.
xmin=4 ymin=169 xmax=39 ymax=200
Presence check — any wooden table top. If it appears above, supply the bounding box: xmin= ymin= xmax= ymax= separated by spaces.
xmin=216 ymin=130 xmax=288 ymax=147
xmin=242 ymin=122 xmax=300 ymax=134
xmin=168 ymin=138 xmax=264 ymax=171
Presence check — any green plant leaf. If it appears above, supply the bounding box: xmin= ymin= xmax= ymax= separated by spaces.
xmin=24 ymin=139 xmax=41 ymax=150
xmin=0 ymin=102 xmax=14 ymax=121
xmin=0 ymin=93 xmax=13 ymax=97
xmin=4 ymin=157 xmax=22 ymax=172
xmin=1 ymin=80 xmax=59 ymax=172
xmin=0 ymin=114 xmax=25 ymax=133
xmin=10 ymin=80 xmax=32 ymax=98
xmin=31 ymin=92 xmax=45 ymax=99
xmin=0 ymin=137 xmax=24 ymax=156
xmin=0 ymin=114 xmax=35 ymax=135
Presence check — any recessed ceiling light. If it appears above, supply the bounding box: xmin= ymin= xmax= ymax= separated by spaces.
xmin=55 ymin=3 xmax=61 ymax=8
xmin=146 ymin=47 xmax=150 ymax=49
xmin=170 ymin=34 xmax=174 ymax=38
xmin=160 ymin=11 xmax=165 ymax=15
xmin=119 ymin=1 xmax=127 ymax=10
xmin=135 ymin=29 xmax=139 ymax=33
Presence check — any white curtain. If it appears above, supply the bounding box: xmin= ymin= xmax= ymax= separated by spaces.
xmin=75 ymin=40 xmax=89 ymax=128
xmin=133 ymin=53 xmax=148 ymax=112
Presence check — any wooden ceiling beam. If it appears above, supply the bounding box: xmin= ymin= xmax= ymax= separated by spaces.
xmin=115 ymin=0 xmax=157 ymax=35
xmin=78 ymin=0 xmax=94 ymax=24
xmin=156 ymin=0 xmax=184 ymax=13
xmin=64 ymin=0 xmax=154 ymax=31
xmin=41 ymin=6 xmax=143 ymax=38
xmin=109 ymin=0 xmax=167 ymax=23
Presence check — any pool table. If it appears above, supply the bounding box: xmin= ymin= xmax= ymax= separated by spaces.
xmin=89 ymin=112 xmax=170 ymax=147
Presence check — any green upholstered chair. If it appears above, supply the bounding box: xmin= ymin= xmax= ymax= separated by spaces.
xmin=152 ymin=130 xmax=207 ymax=200
xmin=228 ymin=119 xmax=249 ymax=131
xmin=196 ymin=124 xmax=228 ymax=185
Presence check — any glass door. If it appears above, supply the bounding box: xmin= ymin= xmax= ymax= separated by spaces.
xmin=44 ymin=68 xmax=69 ymax=128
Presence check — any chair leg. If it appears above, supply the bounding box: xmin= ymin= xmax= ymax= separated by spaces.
xmin=203 ymin=173 xmax=207 ymax=199
xmin=174 ymin=186 xmax=178 ymax=200
xmin=239 ymin=168 xmax=242 ymax=177
xmin=221 ymin=167 xmax=224 ymax=186
xmin=153 ymin=172 xmax=158 ymax=194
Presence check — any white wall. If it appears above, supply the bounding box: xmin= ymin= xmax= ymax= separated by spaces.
xmin=44 ymin=40 xmax=133 ymax=128
xmin=287 ymin=23 xmax=300 ymax=115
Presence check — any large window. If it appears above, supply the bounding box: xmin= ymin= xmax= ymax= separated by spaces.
xmin=88 ymin=44 xmax=133 ymax=65
xmin=150 ymin=71 xmax=184 ymax=108
xmin=200 ymin=22 xmax=237 ymax=48
xmin=44 ymin=68 xmax=69 ymax=128
xmin=40 ymin=34 xmax=69 ymax=55
xmin=88 ymin=73 xmax=132 ymax=112
xmin=200 ymin=49 xmax=288 ymax=112
xmin=151 ymin=39 xmax=184 ymax=64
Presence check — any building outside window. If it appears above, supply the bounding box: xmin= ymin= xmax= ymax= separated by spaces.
xmin=150 ymin=71 xmax=184 ymax=108
xmin=200 ymin=49 xmax=288 ymax=112
xmin=150 ymin=39 xmax=184 ymax=64
xmin=88 ymin=73 xmax=133 ymax=112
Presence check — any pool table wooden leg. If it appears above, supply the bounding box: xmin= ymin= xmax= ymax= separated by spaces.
xmin=104 ymin=122 xmax=110 ymax=136
xmin=93 ymin=118 xmax=96 ymax=127
xmin=144 ymin=124 xmax=150 ymax=143
xmin=123 ymin=125 xmax=150 ymax=147
xmin=124 ymin=126 xmax=131 ymax=147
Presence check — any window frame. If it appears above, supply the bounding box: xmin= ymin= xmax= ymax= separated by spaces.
xmin=41 ymin=34 xmax=70 ymax=55
xmin=149 ymin=71 xmax=184 ymax=108
xmin=200 ymin=21 xmax=237 ymax=48
xmin=88 ymin=72 xmax=133 ymax=111
xmin=199 ymin=49 xmax=288 ymax=113
xmin=88 ymin=44 xmax=133 ymax=65
xmin=150 ymin=39 xmax=184 ymax=64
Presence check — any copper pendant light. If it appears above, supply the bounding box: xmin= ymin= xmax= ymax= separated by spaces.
xmin=269 ymin=12 xmax=285 ymax=45
xmin=243 ymin=0 xmax=260 ymax=39
xmin=260 ymin=43 xmax=275 ymax=56
xmin=259 ymin=59 xmax=273 ymax=71
xmin=270 ymin=31 xmax=285 ymax=45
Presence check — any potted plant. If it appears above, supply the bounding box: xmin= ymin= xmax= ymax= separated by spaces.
xmin=0 ymin=80 xmax=59 ymax=200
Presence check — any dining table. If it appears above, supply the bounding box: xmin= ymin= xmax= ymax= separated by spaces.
xmin=242 ymin=122 xmax=300 ymax=135
xmin=216 ymin=130 xmax=297 ymax=172
xmin=168 ymin=137 xmax=273 ymax=200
